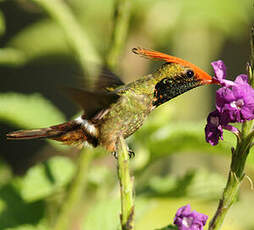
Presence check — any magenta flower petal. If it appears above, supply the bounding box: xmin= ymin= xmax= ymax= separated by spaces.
xmin=216 ymin=83 xmax=254 ymax=123
xmin=206 ymin=60 xmax=254 ymax=146
xmin=174 ymin=204 xmax=208 ymax=230
xmin=205 ymin=110 xmax=223 ymax=146
xmin=216 ymin=87 xmax=235 ymax=111
xmin=234 ymin=74 xmax=248 ymax=84
xmin=223 ymin=125 xmax=239 ymax=136
xmin=211 ymin=60 xmax=226 ymax=81
xmin=211 ymin=60 xmax=235 ymax=87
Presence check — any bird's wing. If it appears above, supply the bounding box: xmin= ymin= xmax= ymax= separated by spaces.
xmin=66 ymin=88 xmax=120 ymax=120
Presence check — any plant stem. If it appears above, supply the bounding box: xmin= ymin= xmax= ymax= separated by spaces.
xmin=209 ymin=26 xmax=254 ymax=230
xmin=30 ymin=0 xmax=101 ymax=77
xmin=117 ymin=136 xmax=134 ymax=230
xmin=250 ymin=26 xmax=254 ymax=87
xmin=106 ymin=0 xmax=131 ymax=71
xmin=208 ymin=136 xmax=251 ymax=230
xmin=53 ymin=149 xmax=94 ymax=230
xmin=107 ymin=0 xmax=133 ymax=228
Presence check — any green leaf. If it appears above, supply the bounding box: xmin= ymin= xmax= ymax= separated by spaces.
xmin=15 ymin=156 xmax=76 ymax=202
xmin=5 ymin=223 xmax=48 ymax=230
xmin=82 ymin=198 xmax=121 ymax=230
xmin=132 ymin=121 xmax=234 ymax=161
xmin=0 ymin=48 xmax=26 ymax=66
xmin=133 ymin=118 xmax=254 ymax=169
xmin=136 ymin=0 xmax=253 ymax=41
xmin=9 ymin=20 xmax=70 ymax=62
xmin=156 ymin=225 xmax=178 ymax=230
xmin=181 ymin=0 xmax=253 ymax=37
xmin=0 ymin=92 xmax=65 ymax=129
xmin=0 ymin=160 xmax=12 ymax=187
xmin=146 ymin=168 xmax=226 ymax=199
xmin=135 ymin=198 xmax=209 ymax=230
xmin=0 ymin=184 xmax=45 ymax=229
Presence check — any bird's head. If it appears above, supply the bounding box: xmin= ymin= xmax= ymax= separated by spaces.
xmin=132 ymin=48 xmax=216 ymax=107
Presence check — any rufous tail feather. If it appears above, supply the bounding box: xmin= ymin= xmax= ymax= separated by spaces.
xmin=6 ymin=128 xmax=65 ymax=140
xmin=6 ymin=119 xmax=99 ymax=148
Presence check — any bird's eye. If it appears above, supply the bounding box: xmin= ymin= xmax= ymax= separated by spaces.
xmin=162 ymin=78 xmax=169 ymax=84
xmin=186 ymin=69 xmax=194 ymax=78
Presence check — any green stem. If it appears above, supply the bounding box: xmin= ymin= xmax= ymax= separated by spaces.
xmin=53 ymin=149 xmax=94 ymax=230
xmin=106 ymin=0 xmax=131 ymax=71
xmin=107 ymin=1 xmax=133 ymax=228
xmin=250 ymin=26 xmax=254 ymax=87
xmin=117 ymin=136 xmax=134 ymax=230
xmin=30 ymin=0 xmax=101 ymax=77
xmin=209 ymin=26 xmax=254 ymax=230
xmin=208 ymin=138 xmax=250 ymax=230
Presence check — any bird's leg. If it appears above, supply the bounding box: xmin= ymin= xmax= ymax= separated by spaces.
xmin=112 ymin=146 xmax=135 ymax=159
xmin=112 ymin=151 xmax=118 ymax=159
xmin=127 ymin=147 xmax=135 ymax=159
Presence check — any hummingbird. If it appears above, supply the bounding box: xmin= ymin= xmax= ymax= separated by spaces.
xmin=6 ymin=48 xmax=215 ymax=156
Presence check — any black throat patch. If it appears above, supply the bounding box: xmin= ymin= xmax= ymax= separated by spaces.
xmin=153 ymin=76 xmax=201 ymax=107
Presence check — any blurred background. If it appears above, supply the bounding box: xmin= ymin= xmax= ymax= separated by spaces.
xmin=0 ymin=0 xmax=254 ymax=229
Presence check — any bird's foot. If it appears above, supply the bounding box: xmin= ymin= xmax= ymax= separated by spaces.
xmin=128 ymin=148 xmax=135 ymax=159
xmin=112 ymin=151 xmax=118 ymax=159
xmin=112 ymin=148 xmax=135 ymax=160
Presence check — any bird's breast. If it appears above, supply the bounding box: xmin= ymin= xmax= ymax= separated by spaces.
xmin=98 ymin=92 xmax=152 ymax=142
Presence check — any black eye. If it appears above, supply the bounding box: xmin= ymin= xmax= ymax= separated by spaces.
xmin=186 ymin=69 xmax=194 ymax=78
xmin=162 ymin=78 xmax=169 ymax=84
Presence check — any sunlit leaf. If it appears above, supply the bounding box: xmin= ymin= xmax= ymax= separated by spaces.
xmin=135 ymin=197 xmax=244 ymax=230
xmin=5 ymin=223 xmax=48 ymax=230
xmin=82 ymin=198 xmax=120 ymax=230
xmin=9 ymin=20 xmax=70 ymax=62
xmin=133 ymin=119 xmax=254 ymax=169
xmin=0 ymin=93 xmax=65 ymax=129
xmin=16 ymin=156 xmax=76 ymax=201
xmin=156 ymin=225 xmax=177 ymax=230
xmin=132 ymin=121 xmax=234 ymax=160
xmin=146 ymin=169 xmax=226 ymax=200
xmin=0 ymin=48 xmax=26 ymax=66
xmin=0 ymin=184 xmax=45 ymax=229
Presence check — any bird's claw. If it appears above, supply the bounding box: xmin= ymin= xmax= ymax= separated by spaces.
xmin=112 ymin=148 xmax=135 ymax=159
xmin=112 ymin=151 xmax=118 ymax=159
xmin=128 ymin=149 xmax=135 ymax=159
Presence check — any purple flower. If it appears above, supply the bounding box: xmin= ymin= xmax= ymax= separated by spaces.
xmin=205 ymin=110 xmax=223 ymax=146
xmin=216 ymin=82 xmax=254 ymax=123
xmin=211 ymin=60 xmax=234 ymax=87
xmin=235 ymin=74 xmax=248 ymax=84
xmin=174 ymin=204 xmax=208 ymax=230
xmin=211 ymin=60 xmax=226 ymax=82
xmin=205 ymin=60 xmax=254 ymax=145
xmin=205 ymin=110 xmax=239 ymax=145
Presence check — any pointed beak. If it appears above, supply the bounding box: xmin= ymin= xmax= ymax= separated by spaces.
xmin=211 ymin=78 xmax=220 ymax=85
xmin=201 ymin=79 xmax=213 ymax=85
xmin=197 ymin=72 xmax=213 ymax=85
xmin=201 ymin=78 xmax=220 ymax=85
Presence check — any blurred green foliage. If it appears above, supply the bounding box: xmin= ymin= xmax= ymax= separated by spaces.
xmin=0 ymin=93 xmax=65 ymax=128
xmin=0 ymin=0 xmax=253 ymax=230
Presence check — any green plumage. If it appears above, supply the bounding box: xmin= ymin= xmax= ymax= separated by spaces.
xmin=7 ymin=62 xmax=204 ymax=153
xmin=97 ymin=62 xmax=202 ymax=152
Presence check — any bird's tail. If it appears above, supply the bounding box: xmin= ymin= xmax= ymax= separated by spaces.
xmin=6 ymin=119 xmax=99 ymax=148
xmin=6 ymin=127 xmax=63 ymax=140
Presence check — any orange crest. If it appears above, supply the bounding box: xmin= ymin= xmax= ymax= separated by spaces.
xmin=132 ymin=47 xmax=213 ymax=84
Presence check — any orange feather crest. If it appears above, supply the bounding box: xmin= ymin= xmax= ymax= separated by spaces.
xmin=132 ymin=47 xmax=214 ymax=84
